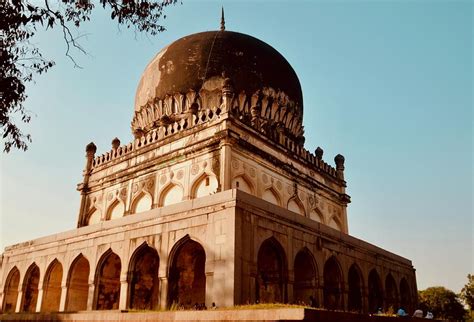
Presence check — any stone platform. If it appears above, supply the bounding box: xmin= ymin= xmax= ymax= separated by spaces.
xmin=0 ymin=308 xmax=433 ymax=322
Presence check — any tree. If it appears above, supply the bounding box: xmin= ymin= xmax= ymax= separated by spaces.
xmin=418 ymin=287 xmax=467 ymax=321
xmin=460 ymin=274 xmax=474 ymax=316
xmin=1 ymin=0 xmax=178 ymax=153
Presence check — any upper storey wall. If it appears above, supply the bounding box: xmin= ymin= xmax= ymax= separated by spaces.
xmin=77 ymin=111 xmax=349 ymax=232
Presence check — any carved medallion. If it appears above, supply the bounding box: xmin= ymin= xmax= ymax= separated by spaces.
xmin=191 ymin=164 xmax=199 ymax=175
xmin=287 ymin=184 xmax=293 ymax=195
xmin=160 ymin=174 xmax=167 ymax=185
xmin=132 ymin=183 xmax=139 ymax=194
xmin=146 ymin=178 xmax=155 ymax=190
xmin=250 ymin=168 xmax=256 ymax=178
xmin=107 ymin=192 xmax=114 ymax=201
xmin=262 ymin=173 xmax=269 ymax=184
xmin=232 ymin=159 xmax=239 ymax=169
xmin=177 ymin=170 xmax=184 ymax=180
xmin=276 ymin=180 xmax=282 ymax=190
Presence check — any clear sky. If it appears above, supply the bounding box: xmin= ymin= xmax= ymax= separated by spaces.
xmin=1 ymin=0 xmax=472 ymax=294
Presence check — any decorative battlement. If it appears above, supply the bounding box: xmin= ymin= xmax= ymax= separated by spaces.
xmin=89 ymin=110 xmax=342 ymax=183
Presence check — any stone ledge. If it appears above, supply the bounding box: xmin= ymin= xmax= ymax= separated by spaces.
xmin=0 ymin=309 xmax=438 ymax=322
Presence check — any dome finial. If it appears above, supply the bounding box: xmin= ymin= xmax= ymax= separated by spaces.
xmin=220 ymin=6 xmax=225 ymax=31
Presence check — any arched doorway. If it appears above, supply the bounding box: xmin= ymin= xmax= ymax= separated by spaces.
xmin=21 ymin=263 xmax=40 ymax=312
xmin=167 ymin=238 xmax=206 ymax=308
xmin=2 ymin=267 xmax=20 ymax=313
xmin=66 ymin=254 xmax=90 ymax=311
xmin=256 ymin=238 xmax=287 ymax=303
xmin=399 ymin=278 xmax=411 ymax=312
xmin=94 ymin=250 xmax=121 ymax=310
xmin=348 ymin=264 xmax=363 ymax=312
xmin=41 ymin=260 xmax=63 ymax=312
xmin=323 ymin=257 xmax=343 ymax=310
xmin=368 ymin=269 xmax=383 ymax=313
xmin=293 ymin=248 xmax=317 ymax=305
xmin=385 ymin=274 xmax=398 ymax=311
xmin=128 ymin=244 xmax=160 ymax=310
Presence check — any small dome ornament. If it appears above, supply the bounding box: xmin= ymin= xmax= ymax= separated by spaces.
xmin=315 ymin=147 xmax=324 ymax=160
xmin=85 ymin=142 xmax=97 ymax=155
xmin=111 ymin=137 xmax=121 ymax=149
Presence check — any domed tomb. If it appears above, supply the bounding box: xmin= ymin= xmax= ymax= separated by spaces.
xmin=132 ymin=30 xmax=305 ymax=144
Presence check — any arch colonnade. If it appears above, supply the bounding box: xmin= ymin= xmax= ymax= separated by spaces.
xmin=2 ymin=236 xmax=414 ymax=314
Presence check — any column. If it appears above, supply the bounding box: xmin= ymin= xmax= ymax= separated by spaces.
xmin=159 ymin=277 xmax=168 ymax=309
xmin=15 ymin=286 xmax=23 ymax=313
xmin=118 ymin=279 xmax=129 ymax=310
xmin=59 ymin=283 xmax=67 ymax=312
xmin=86 ymin=282 xmax=95 ymax=310
xmin=35 ymin=287 xmax=43 ymax=312
xmin=219 ymin=142 xmax=232 ymax=191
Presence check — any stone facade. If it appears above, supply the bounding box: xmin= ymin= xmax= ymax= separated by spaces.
xmin=0 ymin=26 xmax=417 ymax=315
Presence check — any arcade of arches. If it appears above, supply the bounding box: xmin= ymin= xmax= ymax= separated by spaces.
xmin=2 ymin=237 xmax=414 ymax=313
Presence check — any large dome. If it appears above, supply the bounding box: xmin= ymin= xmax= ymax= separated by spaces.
xmin=134 ymin=30 xmax=303 ymax=113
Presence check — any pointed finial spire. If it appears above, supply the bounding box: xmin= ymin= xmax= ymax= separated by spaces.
xmin=220 ymin=6 xmax=225 ymax=31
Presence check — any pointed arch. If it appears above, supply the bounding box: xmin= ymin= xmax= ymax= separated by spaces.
xmin=262 ymin=187 xmax=281 ymax=206
xmin=65 ymin=254 xmax=90 ymax=311
xmin=2 ymin=266 xmax=20 ymax=313
xmin=87 ymin=207 xmax=101 ymax=225
xmin=130 ymin=191 xmax=153 ymax=214
xmin=41 ymin=259 xmax=63 ymax=312
xmin=94 ymin=249 xmax=121 ymax=310
xmin=191 ymin=172 xmax=218 ymax=198
xmin=159 ymin=183 xmax=184 ymax=207
xmin=21 ymin=263 xmax=40 ymax=312
xmin=309 ymin=207 xmax=324 ymax=223
xmin=167 ymin=235 xmax=206 ymax=308
xmin=293 ymin=247 xmax=318 ymax=305
xmin=348 ymin=263 xmax=363 ymax=312
xmin=231 ymin=174 xmax=254 ymax=194
xmin=127 ymin=242 xmax=160 ymax=310
xmin=328 ymin=216 xmax=342 ymax=231
xmin=106 ymin=199 xmax=125 ymax=220
xmin=385 ymin=273 xmax=398 ymax=311
xmin=368 ymin=269 xmax=383 ymax=313
xmin=287 ymin=196 xmax=305 ymax=216
xmin=256 ymin=237 xmax=288 ymax=303
xmin=323 ymin=256 xmax=343 ymax=310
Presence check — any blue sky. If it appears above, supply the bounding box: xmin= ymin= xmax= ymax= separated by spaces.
xmin=1 ymin=1 xmax=472 ymax=293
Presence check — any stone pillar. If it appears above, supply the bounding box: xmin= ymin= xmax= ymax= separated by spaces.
xmin=159 ymin=277 xmax=168 ymax=309
xmin=205 ymin=271 xmax=214 ymax=308
xmin=342 ymin=282 xmax=349 ymax=312
xmin=77 ymin=142 xmax=97 ymax=228
xmin=15 ymin=288 xmax=23 ymax=313
xmin=0 ymin=291 xmax=4 ymax=313
xmin=119 ymin=279 xmax=128 ymax=310
xmin=220 ymin=143 xmax=232 ymax=191
xmin=362 ymin=286 xmax=369 ymax=314
xmin=287 ymin=269 xmax=294 ymax=304
xmin=86 ymin=282 xmax=95 ymax=310
xmin=59 ymin=283 xmax=67 ymax=312
xmin=35 ymin=287 xmax=43 ymax=312
xmin=318 ymin=277 xmax=324 ymax=308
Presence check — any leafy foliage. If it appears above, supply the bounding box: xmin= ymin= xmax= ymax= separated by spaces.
xmin=418 ymin=286 xmax=467 ymax=321
xmin=460 ymin=274 xmax=474 ymax=310
xmin=1 ymin=0 xmax=178 ymax=152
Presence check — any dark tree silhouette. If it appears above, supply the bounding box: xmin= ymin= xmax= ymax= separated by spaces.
xmin=418 ymin=286 xmax=467 ymax=321
xmin=1 ymin=0 xmax=178 ymax=152
xmin=461 ymin=274 xmax=474 ymax=317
